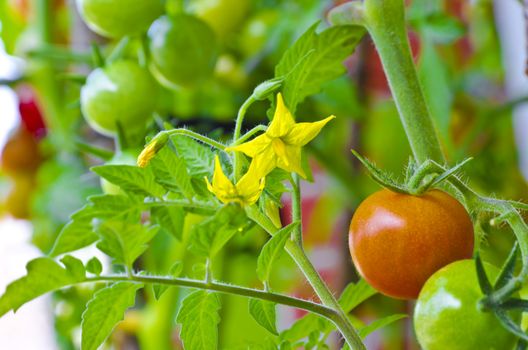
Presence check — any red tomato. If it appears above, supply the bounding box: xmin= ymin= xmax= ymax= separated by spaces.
xmin=1 ymin=127 xmax=42 ymax=176
xmin=17 ymin=86 xmax=46 ymax=139
xmin=349 ymin=189 xmax=474 ymax=299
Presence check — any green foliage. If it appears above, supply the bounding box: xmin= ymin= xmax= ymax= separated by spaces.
xmin=149 ymin=147 xmax=194 ymax=200
xmin=81 ymin=282 xmax=143 ymax=350
xmin=86 ymin=257 xmax=103 ymax=276
xmin=0 ymin=257 xmax=86 ymax=317
xmin=177 ymin=290 xmax=221 ymax=350
xmin=153 ymin=261 xmax=183 ymax=300
xmin=248 ymin=299 xmax=278 ymax=335
xmin=92 ymin=165 xmax=166 ymax=198
xmin=151 ymin=206 xmax=186 ymax=240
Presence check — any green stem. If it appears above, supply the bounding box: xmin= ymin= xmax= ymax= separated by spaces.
xmin=86 ymin=275 xmax=335 ymax=319
xmin=245 ymin=206 xmax=365 ymax=350
xmin=363 ymin=0 xmax=445 ymax=164
xmin=291 ymin=174 xmax=303 ymax=246
xmin=232 ymin=95 xmax=257 ymax=180
xmin=165 ymin=129 xmax=226 ymax=150
xmin=234 ymin=125 xmax=267 ymax=145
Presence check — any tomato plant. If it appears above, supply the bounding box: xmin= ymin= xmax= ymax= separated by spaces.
xmin=349 ymin=188 xmax=474 ymax=299
xmin=99 ymin=150 xmax=139 ymax=195
xmin=188 ymin=0 xmax=250 ymax=40
xmin=414 ymin=260 xmax=518 ymax=350
xmin=80 ymin=60 xmax=159 ymax=136
xmin=75 ymin=0 xmax=164 ymax=38
xmin=148 ymin=14 xmax=217 ymax=88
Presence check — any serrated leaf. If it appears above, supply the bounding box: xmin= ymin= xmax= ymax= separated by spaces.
xmin=149 ymin=147 xmax=194 ymax=199
xmin=81 ymin=282 xmax=143 ymax=350
xmin=86 ymin=257 xmax=103 ymax=276
xmin=153 ymin=261 xmax=183 ymax=300
xmin=151 ymin=206 xmax=185 ymax=241
xmin=190 ymin=204 xmax=253 ymax=258
xmin=358 ymin=314 xmax=407 ymax=338
xmin=95 ymin=221 xmax=159 ymax=268
xmin=256 ymin=222 xmax=299 ymax=283
xmin=177 ymin=290 xmax=221 ymax=350
xmin=50 ymin=217 xmax=98 ymax=256
xmin=339 ymin=279 xmax=377 ymax=313
xmin=92 ymin=165 xmax=166 ymax=198
xmin=172 ymin=136 xmax=216 ymax=178
xmin=275 ymin=24 xmax=365 ymax=113
xmin=0 ymin=257 xmax=86 ymax=317
xmin=60 ymin=255 xmax=86 ymax=280
xmin=87 ymin=194 xmax=144 ymax=219
xmin=280 ymin=313 xmax=331 ymax=342
xmin=248 ymin=299 xmax=278 ymax=335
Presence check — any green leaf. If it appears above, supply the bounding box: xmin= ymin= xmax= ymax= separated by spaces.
xmin=153 ymin=262 xmax=183 ymax=300
xmin=177 ymin=290 xmax=221 ymax=350
xmin=256 ymin=222 xmax=299 ymax=284
xmin=86 ymin=257 xmax=103 ymax=276
xmin=0 ymin=257 xmax=86 ymax=317
xmin=422 ymin=14 xmax=466 ymax=44
xmin=280 ymin=313 xmax=331 ymax=343
xmin=151 ymin=206 xmax=185 ymax=241
xmin=149 ymin=147 xmax=194 ymax=199
xmin=172 ymin=136 xmax=215 ymax=178
xmin=92 ymin=165 xmax=166 ymax=198
xmin=275 ymin=23 xmax=365 ymax=113
xmin=190 ymin=204 xmax=253 ymax=258
xmin=87 ymin=194 xmax=144 ymax=219
xmin=60 ymin=255 xmax=86 ymax=280
xmin=339 ymin=279 xmax=377 ymax=313
xmin=358 ymin=314 xmax=407 ymax=338
xmin=81 ymin=282 xmax=143 ymax=350
xmin=248 ymin=299 xmax=278 ymax=335
xmin=95 ymin=221 xmax=159 ymax=268
xmin=50 ymin=217 xmax=98 ymax=256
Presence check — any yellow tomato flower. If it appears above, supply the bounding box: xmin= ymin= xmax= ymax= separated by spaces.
xmin=205 ymin=156 xmax=265 ymax=205
xmin=227 ymin=93 xmax=335 ymax=178
xmin=137 ymin=132 xmax=169 ymax=168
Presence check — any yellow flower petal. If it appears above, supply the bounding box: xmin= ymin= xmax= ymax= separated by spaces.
xmin=276 ymin=144 xmax=306 ymax=178
xmin=226 ymin=134 xmax=270 ymax=157
xmin=236 ymin=161 xmax=266 ymax=205
xmin=283 ymin=115 xmax=336 ymax=146
xmin=267 ymin=93 xmax=296 ymax=138
xmin=212 ymin=155 xmax=234 ymax=192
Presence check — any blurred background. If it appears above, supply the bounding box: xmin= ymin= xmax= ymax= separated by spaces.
xmin=0 ymin=0 xmax=527 ymax=349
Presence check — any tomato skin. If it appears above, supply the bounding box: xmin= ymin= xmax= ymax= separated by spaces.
xmin=148 ymin=14 xmax=217 ymax=88
xmin=188 ymin=0 xmax=250 ymax=40
xmin=1 ymin=128 xmax=42 ymax=176
xmin=349 ymin=189 xmax=474 ymax=299
xmin=80 ymin=60 xmax=159 ymax=136
xmin=75 ymin=0 xmax=164 ymax=38
xmin=414 ymin=260 xmax=518 ymax=350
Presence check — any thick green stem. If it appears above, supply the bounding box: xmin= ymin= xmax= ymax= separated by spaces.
xmin=291 ymin=174 xmax=303 ymax=246
xmin=86 ymin=275 xmax=334 ymax=319
xmin=165 ymin=129 xmax=226 ymax=150
xmin=246 ymin=206 xmax=365 ymax=350
xmin=363 ymin=0 xmax=445 ymax=164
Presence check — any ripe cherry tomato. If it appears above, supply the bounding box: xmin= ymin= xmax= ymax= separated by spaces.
xmin=75 ymin=0 xmax=164 ymax=38
xmin=188 ymin=0 xmax=250 ymax=40
xmin=349 ymin=189 xmax=474 ymax=299
xmin=17 ymin=85 xmax=47 ymax=139
xmin=80 ymin=60 xmax=159 ymax=136
xmin=4 ymin=174 xmax=35 ymax=219
xmin=100 ymin=150 xmax=138 ymax=195
xmin=148 ymin=14 xmax=217 ymax=88
xmin=414 ymin=259 xmax=518 ymax=350
xmin=1 ymin=127 xmax=42 ymax=176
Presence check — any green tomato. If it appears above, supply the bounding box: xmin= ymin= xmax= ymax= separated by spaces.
xmin=239 ymin=10 xmax=278 ymax=57
xmin=148 ymin=14 xmax=217 ymax=88
xmin=188 ymin=0 xmax=250 ymax=40
xmin=100 ymin=150 xmax=139 ymax=195
xmin=80 ymin=60 xmax=159 ymax=136
xmin=75 ymin=0 xmax=164 ymax=38
xmin=414 ymin=260 xmax=518 ymax=350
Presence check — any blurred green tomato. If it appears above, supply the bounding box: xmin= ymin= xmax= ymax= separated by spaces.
xmin=75 ymin=0 xmax=165 ymax=38
xmin=80 ymin=60 xmax=159 ymax=136
xmin=148 ymin=14 xmax=217 ymax=88
xmin=239 ymin=10 xmax=278 ymax=57
xmin=188 ymin=0 xmax=250 ymax=40
xmin=100 ymin=150 xmax=139 ymax=195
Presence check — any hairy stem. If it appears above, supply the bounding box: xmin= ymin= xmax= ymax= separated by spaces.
xmin=363 ymin=0 xmax=445 ymax=164
xmin=232 ymin=95 xmax=256 ymax=180
xmin=246 ymin=206 xmax=366 ymax=350
xmin=86 ymin=274 xmax=335 ymax=319
xmin=166 ymin=129 xmax=226 ymax=150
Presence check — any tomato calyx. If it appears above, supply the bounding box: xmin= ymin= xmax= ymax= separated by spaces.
xmin=351 ymin=149 xmax=472 ymax=196
xmin=474 ymin=247 xmax=528 ymax=345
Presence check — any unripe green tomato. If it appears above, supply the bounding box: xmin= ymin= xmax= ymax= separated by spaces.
xmin=80 ymin=60 xmax=159 ymax=136
xmin=414 ymin=260 xmax=518 ymax=350
xmin=188 ymin=0 xmax=250 ymax=40
xmin=75 ymin=0 xmax=165 ymax=38
xmin=100 ymin=150 xmax=139 ymax=195
xmin=148 ymin=14 xmax=217 ymax=88
xmin=239 ymin=10 xmax=278 ymax=57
